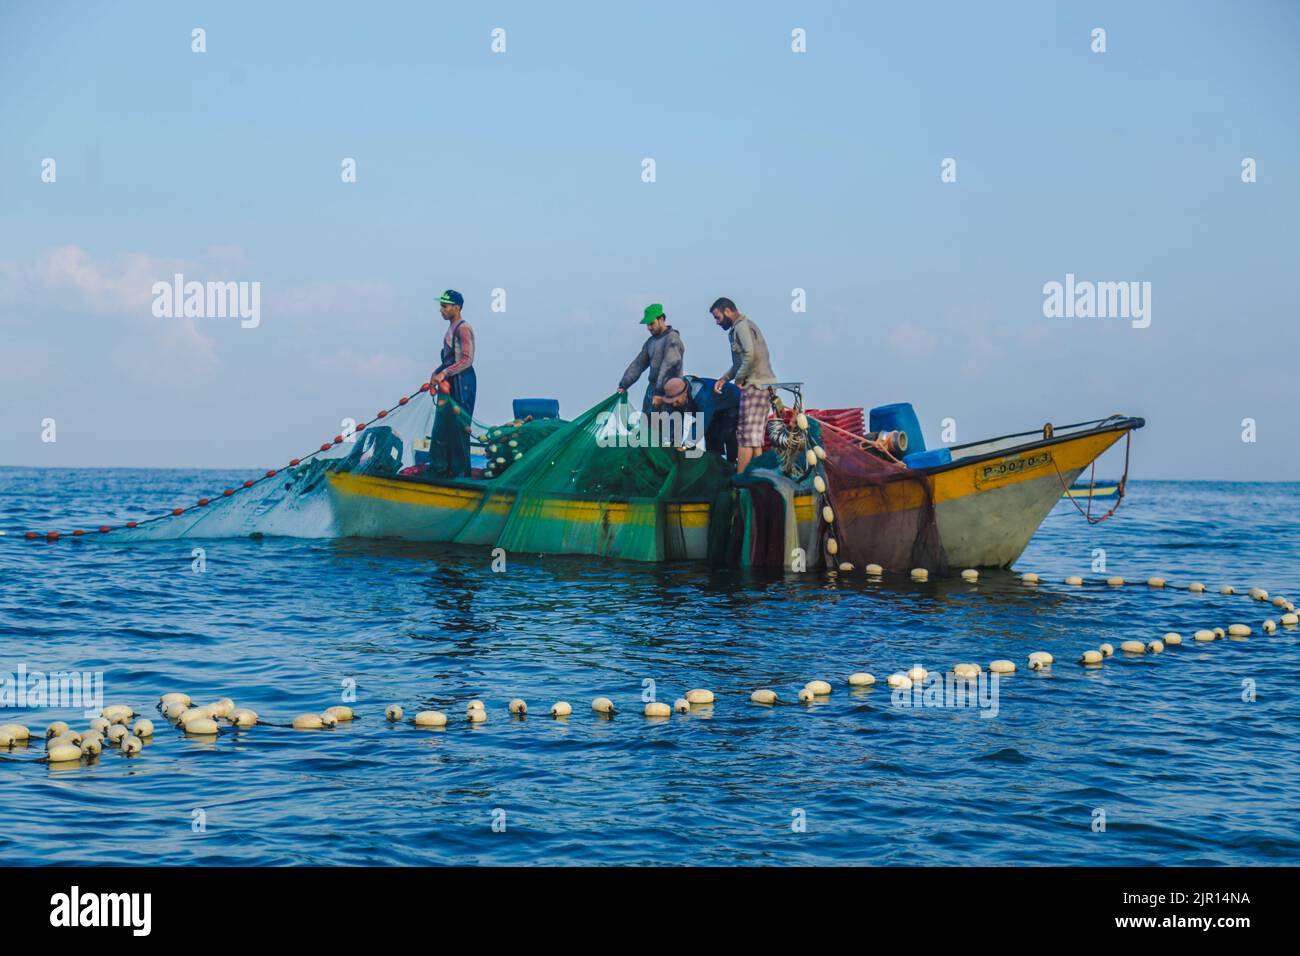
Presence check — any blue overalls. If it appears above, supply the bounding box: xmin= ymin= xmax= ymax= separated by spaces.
xmin=429 ymin=321 xmax=477 ymax=479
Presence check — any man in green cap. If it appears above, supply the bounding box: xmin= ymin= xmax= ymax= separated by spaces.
xmin=617 ymin=303 xmax=685 ymax=417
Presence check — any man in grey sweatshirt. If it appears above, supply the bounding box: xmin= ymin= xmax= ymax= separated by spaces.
xmin=711 ymin=296 xmax=777 ymax=472
xmin=617 ymin=302 xmax=686 ymax=416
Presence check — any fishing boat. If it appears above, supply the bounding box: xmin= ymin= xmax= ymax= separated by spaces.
xmin=325 ymin=396 xmax=1143 ymax=572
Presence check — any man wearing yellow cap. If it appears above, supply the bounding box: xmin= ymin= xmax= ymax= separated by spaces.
xmin=617 ymin=303 xmax=685 ymax=416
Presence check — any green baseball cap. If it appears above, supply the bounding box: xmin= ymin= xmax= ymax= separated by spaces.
xmin=641 ymin=303 xmax=665 ymax=325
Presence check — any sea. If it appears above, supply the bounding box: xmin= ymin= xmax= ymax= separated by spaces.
xmin=1 ymin=471 xmax=1297 ymax=866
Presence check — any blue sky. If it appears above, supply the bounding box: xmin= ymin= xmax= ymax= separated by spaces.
xmin=1 ymin=0 xmax=1297 ymax=477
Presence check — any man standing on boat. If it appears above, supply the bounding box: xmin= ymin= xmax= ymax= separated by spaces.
xmin=616 ymin=303 xmax=685 ymax=419
xmin=711 ymin=297 xmax=776 ymax=473
xmin=428 ymin=289 xmax=476 ymax=478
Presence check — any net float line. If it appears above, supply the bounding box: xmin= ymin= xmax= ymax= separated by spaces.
xmin=14 ymin=380 xmax=447 ymax=543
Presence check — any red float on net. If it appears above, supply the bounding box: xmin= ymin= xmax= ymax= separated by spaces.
xmin=377 ymin=410 xmax=387 ymax=418
xmin=243 ymin=480 xmax=255 ymax=488
xmin=289 ymin=459 xmax=301 ymax=467
xmin=126 ymin=521 xmax=138 ymax=528
xmin=171 ymin=508 xmax=184 ymax=516
xmin=265 ymin=469 xmax=277 ymax=478
xmin=99 ymin=526 xmax=111 ymax=533
xmin=46 ymin=532 xmax=60 ymax=541
xmin=25 ymin=531 xmax=38 ymax=540
xmin=319 ymin=443 xmax=331 ymax=452
xmin=399 ymin=397 xmax=408 ymax=406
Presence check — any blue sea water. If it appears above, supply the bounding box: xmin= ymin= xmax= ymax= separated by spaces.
xmin=1 ymin=471 xmax=1298 ymax=866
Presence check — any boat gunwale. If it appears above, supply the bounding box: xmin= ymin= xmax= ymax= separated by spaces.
xmin=911 ymin=416 xmax=1144 ymax=477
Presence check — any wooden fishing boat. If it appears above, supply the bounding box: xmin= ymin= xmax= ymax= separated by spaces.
xmin=326 ymin=413 xmax=1143 ymax=571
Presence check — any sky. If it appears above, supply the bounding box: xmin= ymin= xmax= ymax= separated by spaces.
xmin=1 ymin=0 xmax=1297 ymax=478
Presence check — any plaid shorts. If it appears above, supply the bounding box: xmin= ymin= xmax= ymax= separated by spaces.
xmin=736 ymin=385 xmax=771 ymax=447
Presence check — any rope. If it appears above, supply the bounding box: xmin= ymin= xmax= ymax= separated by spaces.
xmin=1052 ymin=427 xmax=1132 ymax=524
xmin=14 ymin=381 xmax=439 ymax=542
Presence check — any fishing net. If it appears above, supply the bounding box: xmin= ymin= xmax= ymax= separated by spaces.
xmin=814 ymin=415 xmax=949 ymax=573
xmin=96 ymin=391 xmax=436 ymax=541
xmin=451 ymin=393 xmax=734 ymax=562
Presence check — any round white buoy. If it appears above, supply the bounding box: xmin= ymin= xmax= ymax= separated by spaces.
xmin=796 ymin=412 xmax=809 ymax=431
xmin=0 ymin=724 xmax=31 ymax=742
xmin=102 ymin=705 xmax=133 ymax=724
xmin=750 ymin=689 xmax=777 ymax=704
xmin=1272 ymin=596 xmax=1289 ymax=608
xmin=989 ymin=660 xmax=1016 ymax=674
xmin=804 ymin=680 xmax=832 ymax=696
xmin=905 ymin=666 xmax=927 ymax=682
xmin=813 ymin=475 xmax=826 ymax=494
xmin=324 ymin=706 xmax=354 ymax=722
xmin=508 ymin=699 xmax=527 ymax=715
xmin=1065 ymin=575 xmax=1084 ymax=586
xmin=45 ymin=721 xmax=70 ymax=740
xmin=293 ymin=714 xmax=324 ymax=730
xmin=89 ymin=717 xmax=111 ymax=735
xmin=686 ymin=689 xmax=715 ymax=704
xmin=674 ymin=698 xmax=690 ymax=713
xmin=1021 ymin=573 xmax=1040 ymax=584
xmin=1249 ymin=587 xmax=1268 ymax=601
xmin=466 ymin=700 xmax=485 ymax=713
xmin=209 ymin=699 xmax=236 ymax=719
xmin=163 ymin=702 xmax=187 ymax=721
xmin=1281 ymin=613 xmax=1298 ymax=626
xmin=1147 ymin=577 xmax=1166 ymax=588
xmin=644 ymin=702 xmax=672 ymax=718
xmin=798 ymin=688 xmax=817 ymax=702
xmin=1220 ymin=585 xmax=1236 ymax=595
xmin=318 ymin=712 xmax=339 ymax=728
xmin=160 ymin=692 xmax=192 ymax=709
xmin=1107 ymin=576 xmax=1125 ymax=587
xmin=805 ymin=449 xmax=818 ymax=467
xmin=183 ymin=717 xmax=219 ymax=736
xmin=132 ymin=719 xmax=154 ymax=738
xmin=1188 ymin=582 xmax=1206 ymax=593
xmin=1162 ymin=632 xmax=1182 ymax=646
xmin=1193 ymin=629 xmax=1215 ymax=642
xmin=591 ymin=697 xmax=616 ymax=714
xmin=1214 ymin=627 xmax=1226 ymax=639
xmin=1099 ymin=643 xmax=1114 ymax=657
xmin=813 ymin=445 xmax=826 ymax=460
xmin=385 ymin=705 xmax=405 ymax=722
xmin=1262 ymin=620 xmax=1277 ymax=634
xmin=838 ymin=562 xmax=855 ymax=572
xmin=413 ymin=711 xmax=447 ymax=727
xmin=0 ymin=731 xmax=14 ymax=748
xmin=230 ymin=709 xmax=259 ymax=727
xmin=826 ymin=538 xmax=839 ymax=556
xmin=550 ymin=702 xmax=572 ymax=718
xmin=467 ymin=708 xmax=487 ymax=724
xmin=961 ymin=569 xmax=979 ymax=582
xmin=1147 ymin=640 xmax=1165 ymax=654
xmin=80 ymin=736 xmax=103 ymax=756
xmin=46 ymin=742 xmax=81 ymax=763
xmin=106 ymin=725 xmax=129 ymax=744
xmin=953 ymin=663 xmax=980 ymax=679
xmin=1227 ymin=623 xmax=1251 ymax=637
xmin=847 ymin=672 xmax=876 ymax=687
xmin=1120 ymin=640 xmax=1146 ymax=654
xmin=1028 ymin=652 xmax=1053 ymax=670
xmin=911 ymin=568 xmax=928 ymax=582
xmin=865 ymin=563 xmax=883 ymax=575
xmin=1080 ymin=650 xmax=1103 ymax=665
xmin=121 ymin=735 xmax=142 ymax=755
xmin=886 ymin=673 xmax=913 ymax=689
xmin=822 ymin=505 xmax=835 ymax=524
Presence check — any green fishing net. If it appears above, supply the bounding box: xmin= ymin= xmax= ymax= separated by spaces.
xmin=450 ymin=393 xmax=734 ymax=562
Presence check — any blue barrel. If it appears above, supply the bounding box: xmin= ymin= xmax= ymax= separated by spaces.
xmin=513 ymin=398 xmax=560 ymax=420
xmin=869 ymin=403 xmax=926 ymax=453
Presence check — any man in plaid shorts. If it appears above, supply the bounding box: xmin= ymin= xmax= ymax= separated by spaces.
xmin=710 ymin=297 xmax=777 ymax=473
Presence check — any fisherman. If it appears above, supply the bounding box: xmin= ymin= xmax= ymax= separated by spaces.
xmin=710 ymin=297 xmax=776 ymax=472
xmin=428 ymin=289 xmax=477 ymax=478
xmin=616 ymin=303 xmax=685 ymax=419
xmin=662 ymin=376 xmax=740 ymax=463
